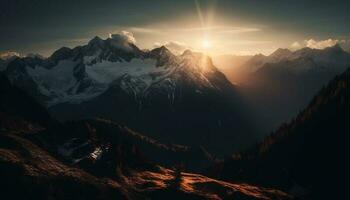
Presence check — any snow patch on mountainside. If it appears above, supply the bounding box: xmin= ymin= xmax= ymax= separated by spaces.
xmin=27 ymin=60 xmax=77 ymax=93
xmin=85 ymin=58 xmax=161 ymax=85
xmin=26 ymin=60 xmax=79 ymax=104
xmin=24 ymin=57 xmax=182 ymax=106
xmin=26 ymin=60 xmax=108 ymax=106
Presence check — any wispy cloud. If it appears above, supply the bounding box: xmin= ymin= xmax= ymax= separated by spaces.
xmin=216 ymin=27 xmax=261 ymax=34
xmin=171 ymin=26 xmax=261 ymax=33
xmin=58 ymin=38 xmax=90 ymax=43
xmin=109 ymin=31 xmax=136 ymax=44
xmin=305 ymin=38 xmax=339 ymax=49
xmin=290 ymin=38 xmax=349 ymax=50
xmin=0 ymin=51 xmax=20 ymax=59
xmin=123 ymin=25 xmax=261 ymax=35
xmin=290 ymin=41 xmax=302 ymax=50
xmin=227 ymin=40 xmax=272 ymax=45
xmin=129 ymin=27 xmax=163 ymax=34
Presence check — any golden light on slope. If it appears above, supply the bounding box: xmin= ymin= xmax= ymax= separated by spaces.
xmin=127 ymin=167 xmax=292 ymax=199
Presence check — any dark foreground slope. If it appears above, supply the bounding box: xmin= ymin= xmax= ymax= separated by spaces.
xmin=0 ymin=73 xmax=291 ymax=200
xmin=0 ymin=133 xmax=130 ymax=200
xmin=209 ymin=67 xmax=350 ymax=199
xmin=0 ymin=134 xmax=291 ymax=200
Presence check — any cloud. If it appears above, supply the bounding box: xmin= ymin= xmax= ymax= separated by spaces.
xmin=154 ymin=41 xmax=192 ymax=55
xmin=129 ymin=27 xmax=161 ymax=34
xmin=290 ymin=41 xmax=302 ymax=50
xmin=228 ymin=40 xmax=272 ymax=45
xmin=217 ymin=27 xmax=261 ymax=34
xmin=305 ymin=38 xmax=339 ymax=49
xmin=290 ymin=38 xmax=349 ymax=50
xmin=340 ymin=40 xmax=350 ymax=52
xmin=171 ymin=26 xmax=261 ymax=34
xmin=108 ymin=31 xmax=137 ymax=51
xmin=121 ymin=25 xmax=261 ymax=35
xmin=0 ymin=51 xmax=20 ymax=60
xmin=109 ymin=31 xmax=136 ymax=44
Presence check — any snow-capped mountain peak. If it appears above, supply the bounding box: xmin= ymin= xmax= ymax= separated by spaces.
xmin=5 ymin=35 xmax=226 ymax=107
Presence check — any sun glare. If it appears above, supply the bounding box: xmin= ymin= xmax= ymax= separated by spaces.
xmin=201 ymin=40 xmax=211 ymax=49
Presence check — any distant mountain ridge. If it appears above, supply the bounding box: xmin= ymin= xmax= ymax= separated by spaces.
xmin=241 ymin=45 xmax=350 ymax=73
xmin=239 ymin=45 xmax=350 ymax=133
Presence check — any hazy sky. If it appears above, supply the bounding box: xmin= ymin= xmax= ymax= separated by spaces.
xmin=1 ymin=0 xmax=350 ymax=56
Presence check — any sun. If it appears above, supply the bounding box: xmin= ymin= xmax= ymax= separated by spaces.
xmin=201 ymin=39 xmax=211 ymax=49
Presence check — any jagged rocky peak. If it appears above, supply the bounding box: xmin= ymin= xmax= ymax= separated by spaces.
xmin=82 ymin=36 xmax=106 ymax=56
xmin=292 ymin=44 xmax=346 ymax=56
xmin=75 ymin=34 xmax=145 ymax=64
xmin=150 ymin=45 xmax=171 ymax=56
xmin=289 ymin=44 xmax=350 ymax=65
xmin=180 ymin=49 xmax=216 ymax=71
xmin=149 ymin=46 xmax=177 ymax=67
xmin=270 ymin=48 xmax=292 ymax=58
xmin=180 ymin=49 xmax=214 ymax=62
xmin=0 ymin=51 xmax=21 ymax=60
xmin=244 ymin=44 xmax=350 ymax=74
xmin=181 ymin=49 xmax=207 ymax=61
xmin=49 ymin=46 xmax=73 ymax=62
xmin=323 ymin=43 xmax=347 ymax=54
xmin=26 ymin=53 xmax=45 ymax=59
xmin=182 ymin=49 xmax=193 ymax=56
xmin=291 ymin=47 xmax=320 ymax=58
xmin=88 ymin=36 xmax=104 ymax=46
xmin=253 ymin=53 xmax=267 ymax=58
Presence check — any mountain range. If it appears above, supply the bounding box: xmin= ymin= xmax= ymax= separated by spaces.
xmin=2 ymin=34 xmax=350 ymax=200
xmin=4 ymin=35 xmax=255 ymax=156
xmin=239 ymin=45 xmax=350 ymax=74
xmin=220 ymin=45 xmax=350 ymax=133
